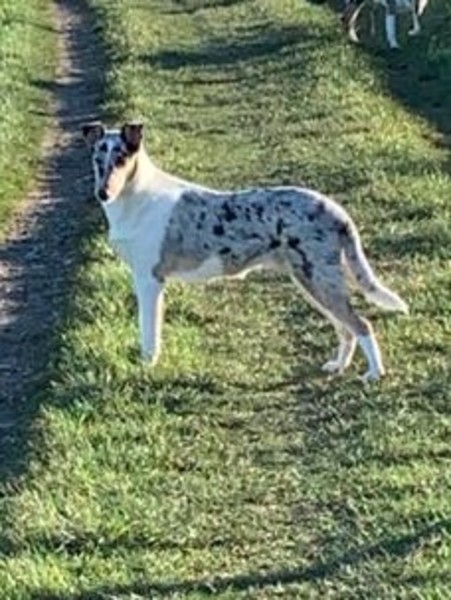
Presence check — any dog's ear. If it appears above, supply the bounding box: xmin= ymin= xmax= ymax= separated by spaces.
xmin=82 ymin=122 xmax=105 ymax=147
xmin=121 ymin=122 xmax=144 ymax=154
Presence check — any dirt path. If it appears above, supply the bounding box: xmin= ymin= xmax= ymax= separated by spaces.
xmin=0 ymin=0 xmax=103 ymax=442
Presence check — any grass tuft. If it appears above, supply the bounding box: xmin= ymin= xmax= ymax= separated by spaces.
xmin=0 ymin=0 xmax=56 ymax=235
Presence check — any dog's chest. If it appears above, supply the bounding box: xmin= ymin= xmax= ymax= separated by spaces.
xmin=104 ymin=194 xmax=177 ymax=273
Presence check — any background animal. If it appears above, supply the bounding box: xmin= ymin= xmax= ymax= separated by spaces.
xmin=342 ymin=0 xmax=430 ymax=48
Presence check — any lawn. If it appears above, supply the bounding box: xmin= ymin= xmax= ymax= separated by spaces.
xmin=1 ymin=0 xmax=450 ymax=598
xmin=0 ymin=0 xmax=56 ymax=235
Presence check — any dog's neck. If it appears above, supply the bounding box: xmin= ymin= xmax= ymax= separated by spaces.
xmin=124 ymin=146 xmax=159 ymax=196
xmin=123 ymin=146 xmax=190 ymax=199
xmin=101 ymin=146 xmax=184 ymax=239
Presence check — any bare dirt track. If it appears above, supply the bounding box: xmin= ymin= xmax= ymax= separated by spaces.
xmin=0 ymin=0 xmax=103 ymax=452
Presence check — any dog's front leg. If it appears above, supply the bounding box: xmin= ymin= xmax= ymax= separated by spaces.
xmin=134 ymin=275 xmax=164 ymax=365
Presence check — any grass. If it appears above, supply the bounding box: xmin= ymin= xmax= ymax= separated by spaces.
xmin=0 ymin=0 xmax=56 ymax=236
xmin=1 ymin=0 xmax=451 ymax=598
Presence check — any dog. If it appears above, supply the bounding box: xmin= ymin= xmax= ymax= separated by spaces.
xmin=82 ymin=121 xmax=408 ymax=382
xmin=342 ymin=0 xmax=429 ymax=49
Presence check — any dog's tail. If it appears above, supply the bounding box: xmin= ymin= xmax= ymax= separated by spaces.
xmin=341 ymin=222 xmax=409 ymax=314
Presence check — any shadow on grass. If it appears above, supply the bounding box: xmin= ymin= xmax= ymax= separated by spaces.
xmin=0 ymin=0 xmax=105 ymax=489
xmin=141 ymin=23 xmax=333 ymax=71
xmin=159 ymin=0 xmax=249 ymax=15
xmin=372 ymin=224 xmax=451 ymax=260
xmin=0 ymin=529 xmax=233 ymax=558
xmin=28 ymin=516 xmax=451 ymax=599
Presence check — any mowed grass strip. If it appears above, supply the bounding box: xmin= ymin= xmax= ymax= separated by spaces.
xmin=1 ymin=0 xmax=450 ymax=598
xmin=0 ymin=0 xmax=56 ymax=235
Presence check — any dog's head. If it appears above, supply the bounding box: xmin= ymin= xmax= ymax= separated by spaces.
xmin=82 ymin=121 xmax=144 ymax=203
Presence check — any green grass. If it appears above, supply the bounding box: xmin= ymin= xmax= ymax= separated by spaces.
xmin=0 ymin=0 xmax=56 ymax=235
xmin=1 ymin=0 xmax=451 ymax=598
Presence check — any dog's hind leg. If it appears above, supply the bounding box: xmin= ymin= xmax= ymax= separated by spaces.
xmin=290 ymin=273 xmax=356 ymax=373
xmin=289 ymin=262 xmax=384 ymax=381
xmin=322 ymin=325 xmax=357 ymax=374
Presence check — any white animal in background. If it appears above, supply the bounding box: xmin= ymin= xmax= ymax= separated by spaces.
xmin=342 ymin=0 xmax=430 ymax=49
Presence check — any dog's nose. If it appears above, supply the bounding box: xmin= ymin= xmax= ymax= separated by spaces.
xmin=98 ymin=189 xmax=108 ymax=201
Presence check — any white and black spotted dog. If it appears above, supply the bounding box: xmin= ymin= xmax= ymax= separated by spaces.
xmin=83 ymin=121 xmax=408 ymax=382
xmin=342 ymin=0 xmax=429 ymax=49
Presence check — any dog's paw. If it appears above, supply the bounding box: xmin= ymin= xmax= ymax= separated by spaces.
xmin=359 ymin=368 xmax=385 ymax=384
xmin=141 ymin=350 xmax=160 ymax=367
xmin=408 ymin=27 xmax=420 ymax=36
xmin=321 ymin=360 xmax=344 ymax=374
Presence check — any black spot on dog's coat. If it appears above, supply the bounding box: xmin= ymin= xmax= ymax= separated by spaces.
xmin=222 ymin=202 xmax=237 ymax=222
xmin=196 ymin=213 xmax=207 ymax=230
xmin=336 ymin=221 xmax=351 ymax=237
xmin=287 ymin=238 xmax=313 ymax=279
xmin=279 ymin=200 xmax=292 ymax=208
xmin=213 ymin=224 xmax=225 ymax=236
xmin=314 ymin=228 xmax=324 ymax=242
xmin=299 ymin=250 xmax=314 ymax=280
xmin=316 ymin=202 xmax=325 ymax=215
xmin=254 ymin=204 xmax=264 ymax=220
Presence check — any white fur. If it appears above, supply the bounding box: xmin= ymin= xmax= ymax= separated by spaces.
xmin=103 ymin=155 xmax=179 ymax=274
xmin=100 ymin=154 xmax=180 ymax=363
xmin=100 ymin=147 xmax=235 ymax=363
xmin=358 ymin=334 xmax=385 ymax=382
xmin=135 ymin=276 xmax=164 ymax=361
